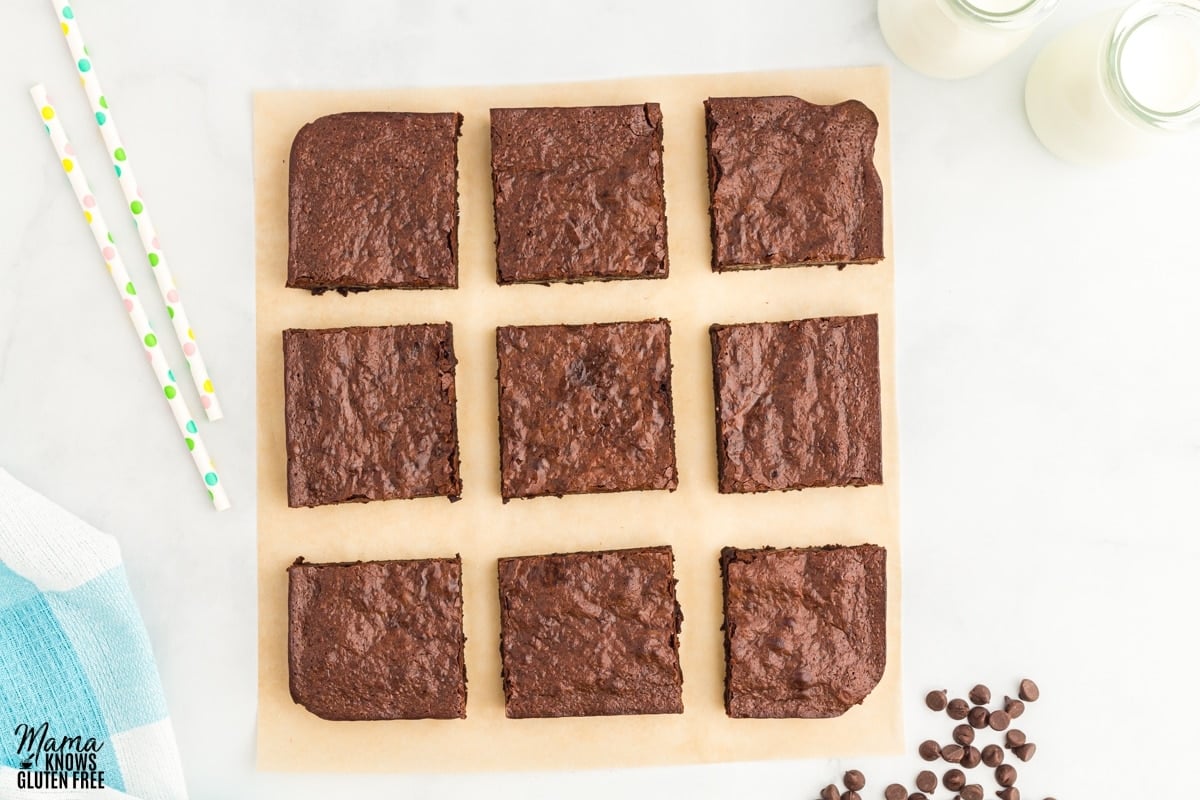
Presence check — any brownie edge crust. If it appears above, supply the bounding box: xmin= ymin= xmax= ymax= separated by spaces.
xmin=287 ymin=111 xmax=462 ymax=292
xmin=288 ymin=556 xmax=467 ymax=721
xmin=498 ymin=546 xmax=684 ymax=718
xmin=490 ymin=103 xmax=669 ymax=285
xmin=721 ymin=544 xmax=887 ymax=719
xmin=705 ymin=95 xmax=884 ymax=271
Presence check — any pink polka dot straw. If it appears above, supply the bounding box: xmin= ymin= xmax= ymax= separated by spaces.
xmin=51 ymin=0 xmax=223 ymax=421
xmin=31 ymin=85 xmax=231 ymax=512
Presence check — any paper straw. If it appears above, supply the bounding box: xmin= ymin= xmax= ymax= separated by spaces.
xmin=50 ymin=0 xmax=223 ymax=421
xmin=32 ymin=85 xmax=231 ymax=512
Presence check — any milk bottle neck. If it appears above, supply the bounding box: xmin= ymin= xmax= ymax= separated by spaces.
xmin=1105 ymin=0 xmax=1200 ymax=133
xmin=936 ymin=0 xmax=1060 ymax=31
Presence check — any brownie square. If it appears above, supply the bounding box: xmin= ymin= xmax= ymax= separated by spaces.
xmin=496 ymin=320 xmax=678 ymax=500
xmin=705 ymin=96 xmax=884 ymax=271
xmin=288 ymin=112 xmax=461 ymax=292
xmin=283 ymin=324 xmax=461 ymax=507
xmin=498 ymin=546 xmax=683 ymax=718
xmin=710 ymin=315 xmax=882 ymax=494
xmin=490 ymin=104 xmax=669 ymax=284
xmin=720 ymin=544 xmax=887 ymax=719
xmin=288 ymin=557 xmax=467 ymax=720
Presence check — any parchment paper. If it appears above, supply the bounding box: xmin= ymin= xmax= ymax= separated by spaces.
xmin=255 ymin=68 xmax=901 ymax=772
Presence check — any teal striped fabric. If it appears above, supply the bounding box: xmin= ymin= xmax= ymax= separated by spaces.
xmin=0 ymin=469 xmax=188 ymax=800
xmin=0 ymin=563 xmax=126 ymax=791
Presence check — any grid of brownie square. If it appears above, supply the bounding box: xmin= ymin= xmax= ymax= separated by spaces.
xmin=288 ymin=557 xmax=467 ymax=720
xmin=287 ymin=112 xmax=461 ymax=292
xmin=720 ymin=545 xmax=886 ymax=719
xmin=704 ymin=95 xmax=884 ymax=271
xmin=709 ymin=315 xmax=882 ymax=494
xmin=282 ymin=324 xmax=461 ymax=507
xmin=275 ymin=89 xmax=894 ymax=730
xmin=497 ymin=547 xmax=683 ymax=718
xmin=495 ymin=320 xmax=678 ymax=500
xmin=490 ymin=104 xmax=669 ymax=284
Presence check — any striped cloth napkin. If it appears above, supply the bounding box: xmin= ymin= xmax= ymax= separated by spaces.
xmin=0 ymin=468 xmax=188 ymax=800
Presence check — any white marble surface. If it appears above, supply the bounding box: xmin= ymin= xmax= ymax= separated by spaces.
xmin=1 ymin=0 xmax=1197 ymax=796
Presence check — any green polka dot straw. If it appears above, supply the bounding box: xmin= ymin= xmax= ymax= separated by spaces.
xmin=52 ymin=0 xmax=224 ymax=422
xmin=30 ymin=85 xmax=230 ymax=512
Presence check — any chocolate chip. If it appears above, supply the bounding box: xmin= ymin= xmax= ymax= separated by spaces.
xmin=884 ymin=784 xmax=907 ymax=800
xmin=1005 ymin=729 xmax=1027 ymax=749
xmin=907 ymin=794 xmax=926 ymax=800
xmin=1014 ymin=742 xmax=1037 ymax=762
xmin=820 ymin=785 xmax=840 ymax=800
xmin=960 ymin=785 xmax=984 ymax=800
xmin=982 ymin=744 xmax=1005 ymax=767
xmin=953 ymin=723 xmax=975 ymax=745
xmin=988 ymin=709 xmax=1011 ymax=731
xmin=960 ymin=745 xmax=981 ymax=769
xmin=996 ymin=764 xmax=1018 ymax=787
xmin=997 ymin=789 xmax=1021 ymax=800
xmin=919 ymin=740 xmax=942 ymax=761
xmin=947 ymin=698 xmax=970 ymax=720
xmin=968 ymin=706 xmax=989 ymax=729
xmin=925 ymin=689 xmax=948 ymax=711
xmin=844 ymin=770 xmax=866 ymax=791
xmin=916 ymin=771 xmax=937 ymax=793
xmin=943 ymin=768 xmax=966 ymax=791
xmin=1004 ymin=696 xmax=1025 ymax=719
xmin=941 ymin=743 xmax=965 ymax=763
xmin=840 ymin=792 xmax=861 ymax=800
xmin=968 ymin=684 xmax=991 ymax=705
xmin=1018 ymin=679 xmax=1039 ymax=702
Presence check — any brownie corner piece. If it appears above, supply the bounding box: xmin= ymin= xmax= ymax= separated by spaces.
xmin=710 ymin=314 xmax=881 ymax=494
xmin=490 ymin=103 xmax=668 ymax=285
xmin=283 ymin=323 xmax=460 ymax=507
xmin=495 ymin=319 xmax=678 ymax=500
xmin=721 ymin=544 xmax=887 ymax=719
xmin=704 ymin=95 xmax=883 ymax=271
xmin=287 ymin=111 xmax=462 ymax=292
xmin=497 ymin=546 xmax=683 ymax=718
xmin=288 ymin=556 xmax=467 ymax=720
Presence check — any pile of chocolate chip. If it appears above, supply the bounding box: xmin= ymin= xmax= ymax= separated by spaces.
xmin=817 ymin=679 xmax=1055 ymax=800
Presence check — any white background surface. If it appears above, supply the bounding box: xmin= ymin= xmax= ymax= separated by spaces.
xmin=0 ymin=0 xmax=1197 ymax=797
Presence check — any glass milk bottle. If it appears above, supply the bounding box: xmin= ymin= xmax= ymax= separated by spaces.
xmin=1025 ymin=0 xmax=1200 ymax=164
xmin=879 ymin=0 xmax=1060 ymax=79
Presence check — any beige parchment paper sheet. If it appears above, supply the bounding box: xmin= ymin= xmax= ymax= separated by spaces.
xmin=255 ymin=68 xmax=900 ymax=772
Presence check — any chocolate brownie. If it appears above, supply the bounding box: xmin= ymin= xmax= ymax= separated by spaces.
xmin=497 ymin=546 xmax=683 ymax=718
xmin=288 ymin=556 xmax=467 ymax=720
xmin=709 ymin=315 xmax=882 ymax=493
xmin=287 ymin=111 xmax=461 ymax=292
xmin=283 ymin=324 xmax=461 ymax=507
xmin=720 ymin=544 xmax=887 ymax=718
xmin=496 ymin=319 xmax=678 ymax=500
xmin=704 ymin=96 xmax=884 ymax=270
xmin=490 ymin=104 xmax=668 ymax=284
